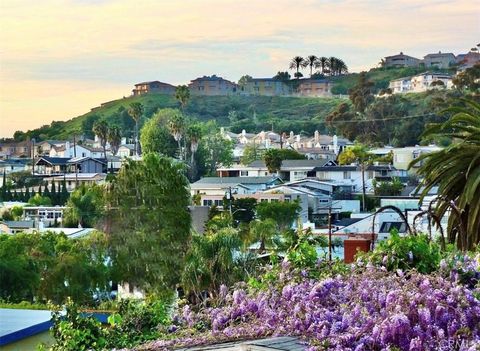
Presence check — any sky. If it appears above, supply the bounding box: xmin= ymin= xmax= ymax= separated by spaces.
xmin=0 ymin=0 xmax=478 ymax=138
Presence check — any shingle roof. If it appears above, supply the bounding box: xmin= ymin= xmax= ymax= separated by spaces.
xmin=2 ymin=220 xmax=35 ymax=229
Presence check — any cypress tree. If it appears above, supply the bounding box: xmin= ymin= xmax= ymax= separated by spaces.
xmin=51 ymin=181 xmax=57 ymax=205
xmin=0 ymin=170 xmax=6 ymax=201
xmin=25 ymin=188 xmax=31 ymax=202
xmin=38 ymin=184 xmax=42 ymax=196
xmin=6 ymin=188 xmax=12 ymax=201
xmin=61 ymin=177 xmax=69 ymax=205
xmin=43 ymin=182 xmax=50 ymax=199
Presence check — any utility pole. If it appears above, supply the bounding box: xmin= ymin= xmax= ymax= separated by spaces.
xmin=328 ymin=206 xmax=332 ymax=262
xmin=31 ymin=138 xmax=36 ymax=176
xmin=73 ymin=134 xmax=78 ymax=187
xmin=361 ymin=162 xmax=366 ymax=212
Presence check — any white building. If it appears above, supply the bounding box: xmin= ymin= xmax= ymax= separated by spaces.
xmin=410 ymin=72 xmax=453 ymax=92
xmin=388 ymin=77 xmax=412 ymax=94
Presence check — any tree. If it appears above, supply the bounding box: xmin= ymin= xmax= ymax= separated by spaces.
xmin=175 ymin=85 xmax=190 ymax=110
xmin=289 ymin=56 xmax=306 ymax=80
xmin=108 ymin=125 xmax=122 ymax=156
xmin=249 ymin=218 xmax=277 ymax=253
xmin=28 ymin=194 xmax=52 ymax=206
xmin=63 ymin=184 xmax=104 ymax=228
xmin=411 ymin=98 xmax=480 ymax=250
xmin=107 ymin=153 xmax=191 ymax=293
xmin=241 ymin=144 xmax=264 ymax=165
xmin=256 ymin=200 xmax=300 ymax=232
xmin=349 ymin=71 xmax=374 ymax=113
xmin=127 ymin=102 xmax=144 ymax=156
xmin=186 ymin=124 xmax=202 ymax=180
xmin=263 ymin=148 xmax=305 ymax=174
xmin=272 ymin=71 xmax=291 ymax=83
xmin=93 ymin=120 xmax=109 ymax=159
xmin=305 ymin=55 xmax=319 ymax=77
xmin=198 ymin=132 xmax=234 ymax=176
xmin=140 ymin=109 xmax=178 ymax=157
xmin=168 ymin=110 xmax=186 ymax=160
xmin=373 ymin=178 xmax=403 ymax=196
xmin=231 ymin=197 xmax=257 ymax=224
xmin=318 ymin=56 xmax=329 ymax=74
xmin=452 ymin=63 xmax=480 ymax=92
xmin=238 ymin=75 xmax=253 ymax=88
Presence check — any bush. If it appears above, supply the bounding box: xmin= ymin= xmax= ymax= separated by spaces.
xmin=358 ymin=230 xmax=443 ymax=274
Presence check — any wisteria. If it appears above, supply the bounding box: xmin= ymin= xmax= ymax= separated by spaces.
xmin=136 ymin=256 xmax=480 ymax=351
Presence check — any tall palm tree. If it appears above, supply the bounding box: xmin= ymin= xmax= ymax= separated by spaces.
xmin=107 ymin=125 xmax=122 ymax=156
xmin=168 ymin=112 xmax=186 ymax=160
xmin=410 ymin=99 xmax=480 ymax=250
xmin=127 ymin=102 xmax=144 ymax=156
xmin=175 ymin=85 xmax=190 ymax=111
xmin=186 ymin=124 xmax=202 ymax=179
xmin=335 ymin=58 xmax=348 ymax=75
xmin=92 ymin=120 xmax=109 ymax=159
xmin=289 ymin=56 xmax=306 ymax=79
xmin=305 ymin=55 xmax=319 ymax=77
xmin=318 ymin=56 xmax=329 ymax=74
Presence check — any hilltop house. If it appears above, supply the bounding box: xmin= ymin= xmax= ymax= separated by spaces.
xmin=296 ymin=79 xmax=332 ymax=97
xmin=0 ymin=140 xmax=32 ymax=159
xmin=391 ymin=145 xmax=442 ymax=172
xmin=384 ymin=52 xmax=421 ymax=68
xmin=189 ymin=75 xmax=237 ymax=96
xmin=456 ymin=51 xmax=480 ymax=71
xmin=242 ymin=78 xmax=292 ymax=96
xmin=423 ymin=52 xmax=456 ymax=69
xmin=190 ymin=176 xmax=282 ymax=197
xmin=132 ymin=81 xmax=176 ymax=96
xmin=389 ymin=72 xmax=453 ymax=94
xmin=388 ymin=77 xmax=412 ymax=94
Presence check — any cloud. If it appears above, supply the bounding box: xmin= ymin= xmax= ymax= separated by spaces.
xmin=0 ymin=0 xmax=478 ymax=137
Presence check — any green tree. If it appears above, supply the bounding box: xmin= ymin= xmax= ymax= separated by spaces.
xmin=272 ymin=71 xmax=291 ymax=83
xmin=349 ymin=71 xmax=374 ymax=113
xmin=263 ymin=148 xmax=305 ymax=173
xmin=305 ymin=55 xmax=319 ymax=77
xmin=28 ymin=194 xmax=52 ymax=206
xmin=249 ymin=218 xmax=277 ymax=253
xmin=186 ymin=124 xmax=202 ymax=180
xmin=107 ymin=153 xmax=191 ymax=293
xmin=108 ymin=125 xmax=122 ymax=156
xmin=168 ymin=110 xmax=186 ymax=160
xmin=238 ymin=75 xmax=253 ymax=89
xmin=318 ymin=56 xmax=329 ymax=74
xmin=182 ymin=227 xmax=241 ymax=299
xmin=256 ymin=200 xmax=300 ymax=232
xmin=127 ymin=102 xmax=144 ymax=156
xmin=175 ymin=85 xmax=190 ymax=110
xmin=373 ymin=177 xmax=404 ymax=196
xmin=63 ymin=184 xmax=104 ymax=228
xmin=93 ymin=120 xmax=109 ymax=160
xmin=452 ymin=63 xmax=480 ymax=92
xmin=411 ymin=98 xmax=480 ymax=250
xmin=289 ymin=56 xmax=306 ymax=80
xmin=139 ymin=108 xmax=178 ymax=157
xmin=198 ymin=132 xmax=234 ymax=176
xmin=241 ymin=144 xmax=264 ymax=165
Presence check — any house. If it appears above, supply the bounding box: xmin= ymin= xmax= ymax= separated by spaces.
xmin=217 ymin=159 xmax=330 ymax=182
xmin=296 ymin=79 xmax=332 ymax=97
xmin=189 ymin=75 xmax=237 ymax=96
xmin=384 ymin=52 xmax=421 ymax=68
xmin=117 ymin=144 xmax=135 ymax=158
xmin=410 ymin=72 xmax=453 ymax=92
xmin=0 ymin=220 xmax=35 ymax=234
xmin=288 ymin=133 xmax=352 ymax=155
xmin=388 ymin=77 xmax=412 ymax=94
xmin=0 ymin=140 xmax=32 ymax=159
xmin=456 ymin=51 xmax=480 ymax=71
xmin=49 ymin=141 xmax=104 ymax=158
xmin=132 ymin=81 xmax=176 ymax=96
xmin=67 ymin=157 xmax=107 ymax=174
xmin=0 ymin=158 xmax=31 ymax=176
xmin=36 ymin=140 xmax=67 ymax=156
xmin=34 ymin=157 xmax=70 ymax=175
xmin=51 ymin=173 xmax=106 ymax=192
xmin=23 ymin=206 xmax=66 ymax=226
xmin=392 ymin=145 xmax=442 ymax=172
xmin=242 ymin=78 xmax=292 ymax=96
xmin=423 ymin=51 xmax=456 ymax=69
xmin=314 ymin=163 xmax=404 ymax=192
xmin=190 ymin=176 xmax=283 ymax=197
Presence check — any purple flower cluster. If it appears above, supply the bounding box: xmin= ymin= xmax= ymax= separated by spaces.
xmin=139 ymin=264 xmax=480 ymax=351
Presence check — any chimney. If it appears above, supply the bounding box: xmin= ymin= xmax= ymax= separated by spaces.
xmin=65 ymin=141 xmax=71 ymax=157
xmin=290 ymin=131 xmax=294 ymax=139
xmin=333 ymin=135 xmax=338 ymax=155
xmin=314 ymin=130 xmax=320 ymax=143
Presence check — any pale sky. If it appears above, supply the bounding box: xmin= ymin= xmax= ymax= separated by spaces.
xmin=0 ymin=0 xmax=478 ymax=137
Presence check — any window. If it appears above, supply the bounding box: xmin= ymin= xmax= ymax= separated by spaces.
xmin=317 ymin=171 xmax=328 ymax=180
xmin=240 ymin=170 xmax=248 ymax=176
xmin=379 ymin=222 xmax=407 ymax=233
xmin=214 ymin=200 xmax=223 ymax=206
xmin=203 ymin=199 xmax=213 ymax=206
xmin=343 ymin=171 xmax=351 ymax=179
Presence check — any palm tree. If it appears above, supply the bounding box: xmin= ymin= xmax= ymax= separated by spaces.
xmin=186 ymin=124 xmax=202 ymax=179
xmin=305 ymin=55 xmax=319 ymax=77
xmin=249 ymin=218 xmax=277 ymax=253
xmin=107 ymin=125 xmax=121 ymax=156
xmin=335 ymin=58 xmax=348 ymax=75
xmin=410 ymin=98 xmax=480 ymax=250
xmin=168 ymin=111 xmax=186 ymax=160
xmin=289 ymin=56 xmax=306 ymax=80
xmin=127 ymin=102 xmax=144 ymax=156
xmin=175 ymin=85 xmax=190 ymax=111
xmin=318 ymin=56 xmax=329 ymax=74
xmin=92 ymin=120 xmax=109 ymax=159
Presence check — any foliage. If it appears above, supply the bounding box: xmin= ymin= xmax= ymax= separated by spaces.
xmin=337 ymin=144 xmax=370 ymax=165
xmin=263 ymin=148 xmax=305 ymax=173
xmin=0 ymin=231 xmax=110 ymax=304
xmin=28 ymin=193 xmax=52 ymax=206
xmin=107 ymin=153 xmax=191 ymax=294
xmin=256 ymin=200 xmax=300 ymax=231
xmin=197 ymin=132 xmax=234 ymax=176
xmin=175 ymin=85 xmax=191 ymax=110
xmin=92 ymin=120 xmax=109 ymax=159
xmin=373 ymin=177 xmax=404 ymax=196
xmin=145 ymin=261 xmax=480 ymax=350
xmin=231 ymin=197 xmax=257 ymax=224
xmin=453 ymin=63 xmax=480 ymax=92
xmin=241 ymin=144 xmax=264 ymax=165
xmin=182 ymin=228 xmax=242 ymax=299
xmin=63 ymin=184 xmax=104 ymax=228
xmin=139 ymin=108 xmax=178 ymax=157
xmin=358 ymin=231 xmax=443 ymax=274
xmin=411 ymin=98 xmax=480 ymax=250
xmin=107 ymin=125 xmax=122 ymax=156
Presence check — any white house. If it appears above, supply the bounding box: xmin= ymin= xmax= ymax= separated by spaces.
xmin=410 ymin=72 xmax=453 ymax=92
xmin=190 ymin=176 xmax=282 ymax=197
xmin=49 ymin=141 xmax=105 ymax=158
xmin=388 ymin=77 xmax=412 ymax=94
